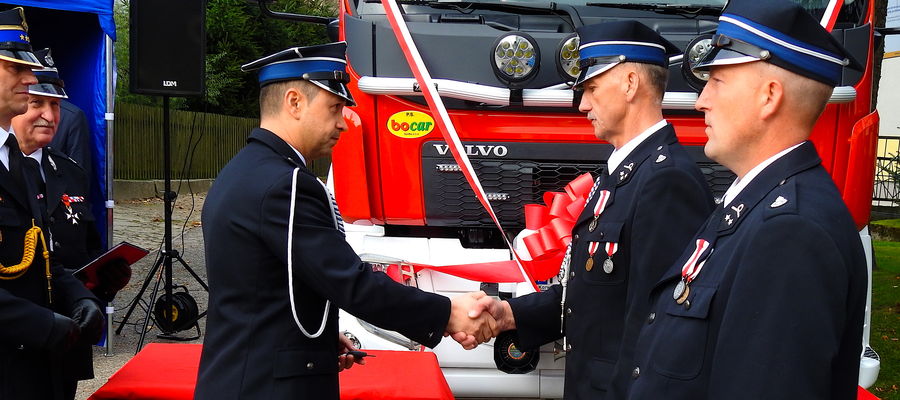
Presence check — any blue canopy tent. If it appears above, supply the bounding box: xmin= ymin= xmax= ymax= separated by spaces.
xmin=0 ymin=0 xmax=114 ymax=247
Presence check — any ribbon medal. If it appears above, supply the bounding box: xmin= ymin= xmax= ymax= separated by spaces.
xmin=673 ymin=238 xmax=711 ymax=304
xmin=60 ymin=194 xmax=85 ymax=225
xmin=585 ymin=189 xmax=615 ymax=272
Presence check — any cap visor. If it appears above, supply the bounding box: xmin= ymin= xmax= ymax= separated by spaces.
xmin=574 ymin=61 xmax=620 ymax=88
xmin=28 ymin=83 xmax=67 ymax=99
xmin=0 ymin=50 xmax=42 ymax=68
xmin=693 ymin=47 xmax=760 ymax=72
xmin=309 ymin=79 xmax=356 ymax=107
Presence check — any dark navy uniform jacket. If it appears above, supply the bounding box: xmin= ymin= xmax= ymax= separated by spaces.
xmin=41 ymin=147 xmax=102 ymax=384
xmin=628 ymin=142 xmax=866 ymax=400
xmin=196 ymin=128 xmax=452 ymax=400
xmin=42 ymin=147 xmax=101 ymax=273
xmin=507 ymin=124 xmax=714 ymax=399
xmin=0 ymin=143 xmax=98 ymax=400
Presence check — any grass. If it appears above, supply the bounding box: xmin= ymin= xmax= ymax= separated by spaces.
xmin=871 ymin=241 xmax=900 ymax=399
xmin=873 ymin=220 xmax=900 ymax=229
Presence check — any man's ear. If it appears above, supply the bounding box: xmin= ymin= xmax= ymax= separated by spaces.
xmin=759 ymin=78 xmax=784 ymax=121
xmin=285 ymin=87 xmax=305 ymax=119
xmin=623 ymin=69 xmax=639 ymax=102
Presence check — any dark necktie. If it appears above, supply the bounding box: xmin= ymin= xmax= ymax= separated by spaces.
xmin=5 ymin=134 xmax=24 ymax=188
xmin=5 ymin=135 xmax=45 ymax=223
xmin=23 ymin=156 xmax=46 ymax=214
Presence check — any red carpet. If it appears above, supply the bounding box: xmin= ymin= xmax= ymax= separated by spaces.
xmin=89 ymin=343 xmax=454 ymax=400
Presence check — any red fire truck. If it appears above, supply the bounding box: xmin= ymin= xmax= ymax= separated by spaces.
xmin=259 ymin=0 xmax=884 ymax=396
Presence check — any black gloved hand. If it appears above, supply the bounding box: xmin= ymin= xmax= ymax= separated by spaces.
xmin=47 ymin=313 xmax=81 ymax=351
xmin=98 ymin=258 xmax=131 ymax=292
xmin=70 ymin=298 xmax=104 ymax=345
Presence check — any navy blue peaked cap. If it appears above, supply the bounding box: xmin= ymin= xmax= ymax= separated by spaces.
xmin=242 ymin=41 xmax=355 ymax=106
xmin=575 ymin=20 xmax=680 ymax=87
xmin=29 ymin=48 xmax=67 ymax=99
xmin=694 ymin=0 xmax=861 ymax=86
xmin=0 ymin=7 xmax=40 ymax=67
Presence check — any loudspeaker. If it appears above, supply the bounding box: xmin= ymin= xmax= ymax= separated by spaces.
xmin=130 ymin=0 xmax=205 ymax=96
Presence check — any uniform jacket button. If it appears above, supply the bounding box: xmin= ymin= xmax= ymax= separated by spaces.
xmin=307 ymin=362 xmax=315 ymax=369
xmin=427 ymin=332 xmax=434 ymax=338
xmin=573 ymin=234 xmax=579 ymax=240
xmin=566 ymin=343 xmax=572 ymax=351
xmin=632 ymin=366 xmax=640 ymax=379
xmin=684 ymin=300 xmax=692 ymax=310
xmin=566 ymin=307 xmax=572 ymax=316
xmin=647 ymin=312 xmax=655 ymax=324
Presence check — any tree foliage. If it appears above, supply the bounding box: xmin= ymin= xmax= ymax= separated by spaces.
xmin=114 ymin=0 xmax=336 ymax=117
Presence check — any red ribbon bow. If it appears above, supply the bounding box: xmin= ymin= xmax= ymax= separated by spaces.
xmin=519 ymin=173 xmax=594 ymax=280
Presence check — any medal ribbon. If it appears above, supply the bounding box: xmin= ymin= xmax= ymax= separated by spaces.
xmin=679 ymin=238 xmax=711 ymax=284
xmin=586 ymin=189 xmax=613 ymax=258
xmin=592 ymin=189 xmax=611 ymax=217
xmin=605 ymin=242 xmax=618 ymax=258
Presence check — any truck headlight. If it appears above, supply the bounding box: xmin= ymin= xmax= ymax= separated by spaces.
xmin=682 ymin=34 xmax=714 ymax=92
xmin=557 ymin=34 xmax=580 ymax=81
xmin=492 ymin=33 xmax=540 ymax=84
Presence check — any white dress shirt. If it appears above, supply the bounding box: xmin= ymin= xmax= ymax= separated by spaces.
xmin=721 ymin=142 xmax=804 ymax=206
xmin=606 ymin=119 xmax=668 ymax=174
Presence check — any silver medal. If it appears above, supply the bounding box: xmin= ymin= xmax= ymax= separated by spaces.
xmin=673 ymin=279 xmax=686 ymax=300
xmin=602 ymin=258 xmax=614 ymax=274
xmin=588 ymin=217 xmax=598 ymax=232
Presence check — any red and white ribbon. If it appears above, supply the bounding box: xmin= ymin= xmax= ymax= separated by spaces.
xmin=593 ymin=190 xmax=611 ymax=217
xmin=679 ymin=238 xmax=711 ymax=283
xmin=381 ymin=0 xmax=537 ymax=290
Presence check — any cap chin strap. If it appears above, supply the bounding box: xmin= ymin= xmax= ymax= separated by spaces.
xmin=711 ymin=34 xmax=773 ymax=60
xmin=287 ymin=167 xmax=330 ymax=339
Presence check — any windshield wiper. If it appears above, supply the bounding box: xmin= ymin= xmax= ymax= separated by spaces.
xmin=585 ymin=3 xmax=722 ymax=16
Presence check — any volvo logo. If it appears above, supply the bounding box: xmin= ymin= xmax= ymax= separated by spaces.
xmin=432 ymin=144 xmax=509 ymax=157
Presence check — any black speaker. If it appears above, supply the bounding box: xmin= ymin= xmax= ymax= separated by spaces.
xmin=130 ymin=0 xmax=205 ymax=96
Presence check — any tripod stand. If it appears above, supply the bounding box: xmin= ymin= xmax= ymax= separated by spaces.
xmin=115 ymin=96 xmax=209 ymax=352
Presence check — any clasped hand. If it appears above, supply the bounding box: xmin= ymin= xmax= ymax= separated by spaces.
xmin=445 ymin=291 xmax=515 ymax=350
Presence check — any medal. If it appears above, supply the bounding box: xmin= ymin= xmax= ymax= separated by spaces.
xmin=675 ymin=284 xmax=690 ymax=305
xmin=585 ymin=258 xmax=594 ymax=271
xmin=674 ymin=238 xmax=712 ymax=303
xmin=589 ymin=217 xmax=598 ymax=232
xmin=673 ymin=279 xmax=686 ymax=300
xmin=602 ymin=258 xmax=614 ymax=274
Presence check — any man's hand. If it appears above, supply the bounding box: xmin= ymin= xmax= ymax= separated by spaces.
xmin=70 ymin=298 xmax=104 ymax=345
xmin=446 ymin=291 xmax=498 ymax=350
xmin=337 ymin=332 xmax=365 ymax=371
xmin=47 ymin=313 xmax=81 ymax=351
xmin=450 ymin=295 xmax=516 ymax=348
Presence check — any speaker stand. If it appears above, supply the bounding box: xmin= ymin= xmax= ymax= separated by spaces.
xmin=115 ymin=96 xmax=208 ymax=352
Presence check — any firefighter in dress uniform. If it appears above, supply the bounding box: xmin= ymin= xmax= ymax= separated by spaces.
xmin=463 ymin=21 xmax=715 ymax=399
xmin=195 ymin=42 xmax=498 ymax=400
xmin=12 ymin=47 xmax=119 ymax=400
xmin=0 ymin=8 xmax=103 ymax=400
xmin=626 ymin=1 xmax=868 ymax=398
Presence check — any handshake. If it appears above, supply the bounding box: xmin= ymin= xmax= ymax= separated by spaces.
xmin=445 ymin=291 xmax=516 ymax=350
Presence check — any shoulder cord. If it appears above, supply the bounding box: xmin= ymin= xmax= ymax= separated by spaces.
xmin=0 ymin=220 xmax=53 ymax=304
xmin=286 ymin=168 xmax=330 ymax=339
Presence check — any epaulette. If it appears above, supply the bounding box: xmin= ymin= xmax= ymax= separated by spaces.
xmin=762 ymin=177 xmax=799 ymax=220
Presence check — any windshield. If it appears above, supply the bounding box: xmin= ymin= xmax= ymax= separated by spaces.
xmin=453 ymin=0 xmax=866 ymax=26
